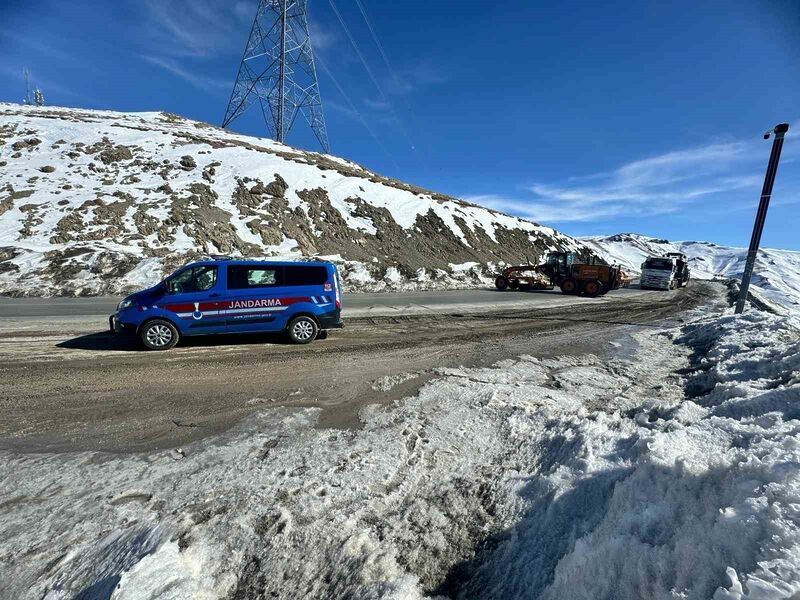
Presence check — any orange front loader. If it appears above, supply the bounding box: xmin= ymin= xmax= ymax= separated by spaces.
xmin=495 ymin=252 xmax=630 ymax=297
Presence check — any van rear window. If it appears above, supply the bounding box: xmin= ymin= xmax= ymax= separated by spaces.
xmin=227 ymin=266 xmax=280 ymax=289
xmin=285 ymin=265 xmax=328 ymax=286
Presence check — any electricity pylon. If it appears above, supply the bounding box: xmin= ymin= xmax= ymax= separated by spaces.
xmin=222 ymin=0 xmax=330 ymax=153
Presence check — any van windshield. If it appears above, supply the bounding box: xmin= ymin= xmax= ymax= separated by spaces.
xmin=166 ymin=265 xmax=218 ymax=293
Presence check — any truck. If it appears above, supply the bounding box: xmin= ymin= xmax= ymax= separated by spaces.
xmin=495 ymin=251 xmax=631 ymax=297
xmin=639 ymin=253 xmax=690 ymax=290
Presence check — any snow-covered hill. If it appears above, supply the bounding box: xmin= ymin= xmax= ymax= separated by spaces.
xmin=0 ymin=104 xmax=585 ymax=296
xmin=584 ymin=233 xmax=800 ymax=310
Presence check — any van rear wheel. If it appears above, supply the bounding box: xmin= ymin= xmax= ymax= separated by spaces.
xmin=139 ymin=319 xmax=179 ymax=351
xmin=287 ymin=316 xmax=318 ymax=344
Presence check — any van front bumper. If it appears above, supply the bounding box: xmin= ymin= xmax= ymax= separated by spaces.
xmin=109 ymin=315 xmax=136 ymax=335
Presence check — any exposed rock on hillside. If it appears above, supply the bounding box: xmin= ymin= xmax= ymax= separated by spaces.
xmin=0 ymin=104 xmax=586 ymax=296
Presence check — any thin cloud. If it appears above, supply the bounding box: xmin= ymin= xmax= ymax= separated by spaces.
xmin=384 ymin=64 xmax=448 ymax=97
xmin=325 ymin=98 xmax=361 ymax=121
xmin=466 ymin=195 xmax=642 ymax=223
xmin=309 ymin=17 xmax=339 ymax=53
xmin=465 ymin=138 xmax=789 ymax=223
xmin=0 ymin=29 xmax=75 ymax=63
xmin=141 ymin=0 xmax=244 ymax=58
xmin=141 ymin=55 xmax=230 ymax=92
xmin=233 ymin=1 xmax=255 ymax=23
xmin=363 ymin=97 xmax=391 ymax=111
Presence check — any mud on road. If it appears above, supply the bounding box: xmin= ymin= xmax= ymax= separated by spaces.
xmin=0 ymin=283 xmax=722 ymax=453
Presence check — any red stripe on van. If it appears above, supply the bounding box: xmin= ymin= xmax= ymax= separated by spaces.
xmin=160 ymin=297 xmax=311 ymax=313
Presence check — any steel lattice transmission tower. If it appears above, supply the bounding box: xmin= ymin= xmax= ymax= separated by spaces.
xmin=222 ymin=0 xmax=330 ymax=153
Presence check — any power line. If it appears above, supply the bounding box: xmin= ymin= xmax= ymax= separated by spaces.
xmin=327 ymin=0 xmax=386 ymax=104
xmin=316 ymin=54 xmax=399 ymax=169
xmin=327 ymin=0 xmax=415 ymax=150
xmin=353 ymin=0 xmax=395 ymax=78
xmin=352 ymin=0 xmax=424 ymax=153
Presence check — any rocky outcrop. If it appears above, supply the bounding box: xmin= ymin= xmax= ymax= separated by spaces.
xmin=0 ymin=103 xmax=587 ymax=296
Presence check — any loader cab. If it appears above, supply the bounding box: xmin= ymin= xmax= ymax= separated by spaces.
xmin=545 ymin=252 xmax=575 ymax=278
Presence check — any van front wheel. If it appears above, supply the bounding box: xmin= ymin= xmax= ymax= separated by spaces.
xmin=287 ymin=316 xmax=318 ymax=344
xmin=139 ymin=319 xmax=179 ymax=351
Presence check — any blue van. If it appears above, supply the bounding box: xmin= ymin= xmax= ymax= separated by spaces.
xmin=110 ymin=260 xmax=343 ymax=350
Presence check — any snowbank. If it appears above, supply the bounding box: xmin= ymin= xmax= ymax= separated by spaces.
xmin=1 ymin=307 xmax=799 ymax=598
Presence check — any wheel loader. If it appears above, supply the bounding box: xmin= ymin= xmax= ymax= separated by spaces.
xmin=495 ymin=252 xmax=630 ymax=297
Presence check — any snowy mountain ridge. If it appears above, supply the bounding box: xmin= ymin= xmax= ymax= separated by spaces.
xmin=0 ymin=103 xmax=585 ymax=296
xmin=583 ymin=233 xmax=800 ymax=310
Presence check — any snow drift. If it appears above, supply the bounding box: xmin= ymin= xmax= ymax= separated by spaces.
xmin=2 ymin=286 xmax=799 ymax=599
xmin=0 ymin=103 xmax=584 ymax=296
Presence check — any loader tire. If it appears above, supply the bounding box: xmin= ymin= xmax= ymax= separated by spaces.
xmin=495 ymin=276 xmax=509 ymax=291
xmin=582 ymin=280 xmax=602 ymax=297
xmin=560 ymin=278 xmax=578 ymax=295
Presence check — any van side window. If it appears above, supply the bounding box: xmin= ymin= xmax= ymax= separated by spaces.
xmin=284 ymin=265 xmax=328 ymax=286
xmin=228 ymin=265 xmax=281 ymax=289
xmin=167 ymin=266 xmax=217 ymax=294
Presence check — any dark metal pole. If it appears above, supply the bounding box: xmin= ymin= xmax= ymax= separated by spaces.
xmin=735 ymin=123 xmax=789 ymax=314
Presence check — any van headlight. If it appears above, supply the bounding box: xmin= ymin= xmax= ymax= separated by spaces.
xmin=117 ymin=298 xmax=135 ymax=310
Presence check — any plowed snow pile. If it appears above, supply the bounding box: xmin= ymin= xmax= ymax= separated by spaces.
xmin=2 ymin=300 xmax=798 ymax=599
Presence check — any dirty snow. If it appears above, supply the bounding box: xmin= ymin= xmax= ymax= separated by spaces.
xmin=2 ymin=290 xmax=799 ymax=599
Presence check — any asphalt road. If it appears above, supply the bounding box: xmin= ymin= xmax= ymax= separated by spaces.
xmin=0 ymin=285 xmax=650 ymax=319
xmin=0 ymin=282 xmax=723 ymax=454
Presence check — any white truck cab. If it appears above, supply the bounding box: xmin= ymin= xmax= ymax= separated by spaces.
xmin=640 ymin=256 xmax=678 ymax=290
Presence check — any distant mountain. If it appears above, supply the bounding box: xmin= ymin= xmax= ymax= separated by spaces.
xmin=583 ymin=233 xmax=800 ymax=309
xmin=0 ymin=104 xmax=586 ymax=296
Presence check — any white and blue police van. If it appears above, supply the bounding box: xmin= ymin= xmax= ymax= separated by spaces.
xmin=110 ymin=260 xmax=343 ymax=350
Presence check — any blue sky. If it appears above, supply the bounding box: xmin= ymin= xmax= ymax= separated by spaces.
xmin=1 ymin=0 xmax=798 ymax=249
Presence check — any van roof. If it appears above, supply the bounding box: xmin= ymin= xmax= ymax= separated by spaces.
xmin=184 ymin=259 xmax=335 ymax=268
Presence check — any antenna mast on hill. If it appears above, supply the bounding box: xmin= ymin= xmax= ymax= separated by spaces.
xmin=222 ymin=0 xmax=330 ymax=153
xmin=23 ymin=68 xmax=32 ymax=105
xmin=23 ymin=68 xmax=45 ymax=106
